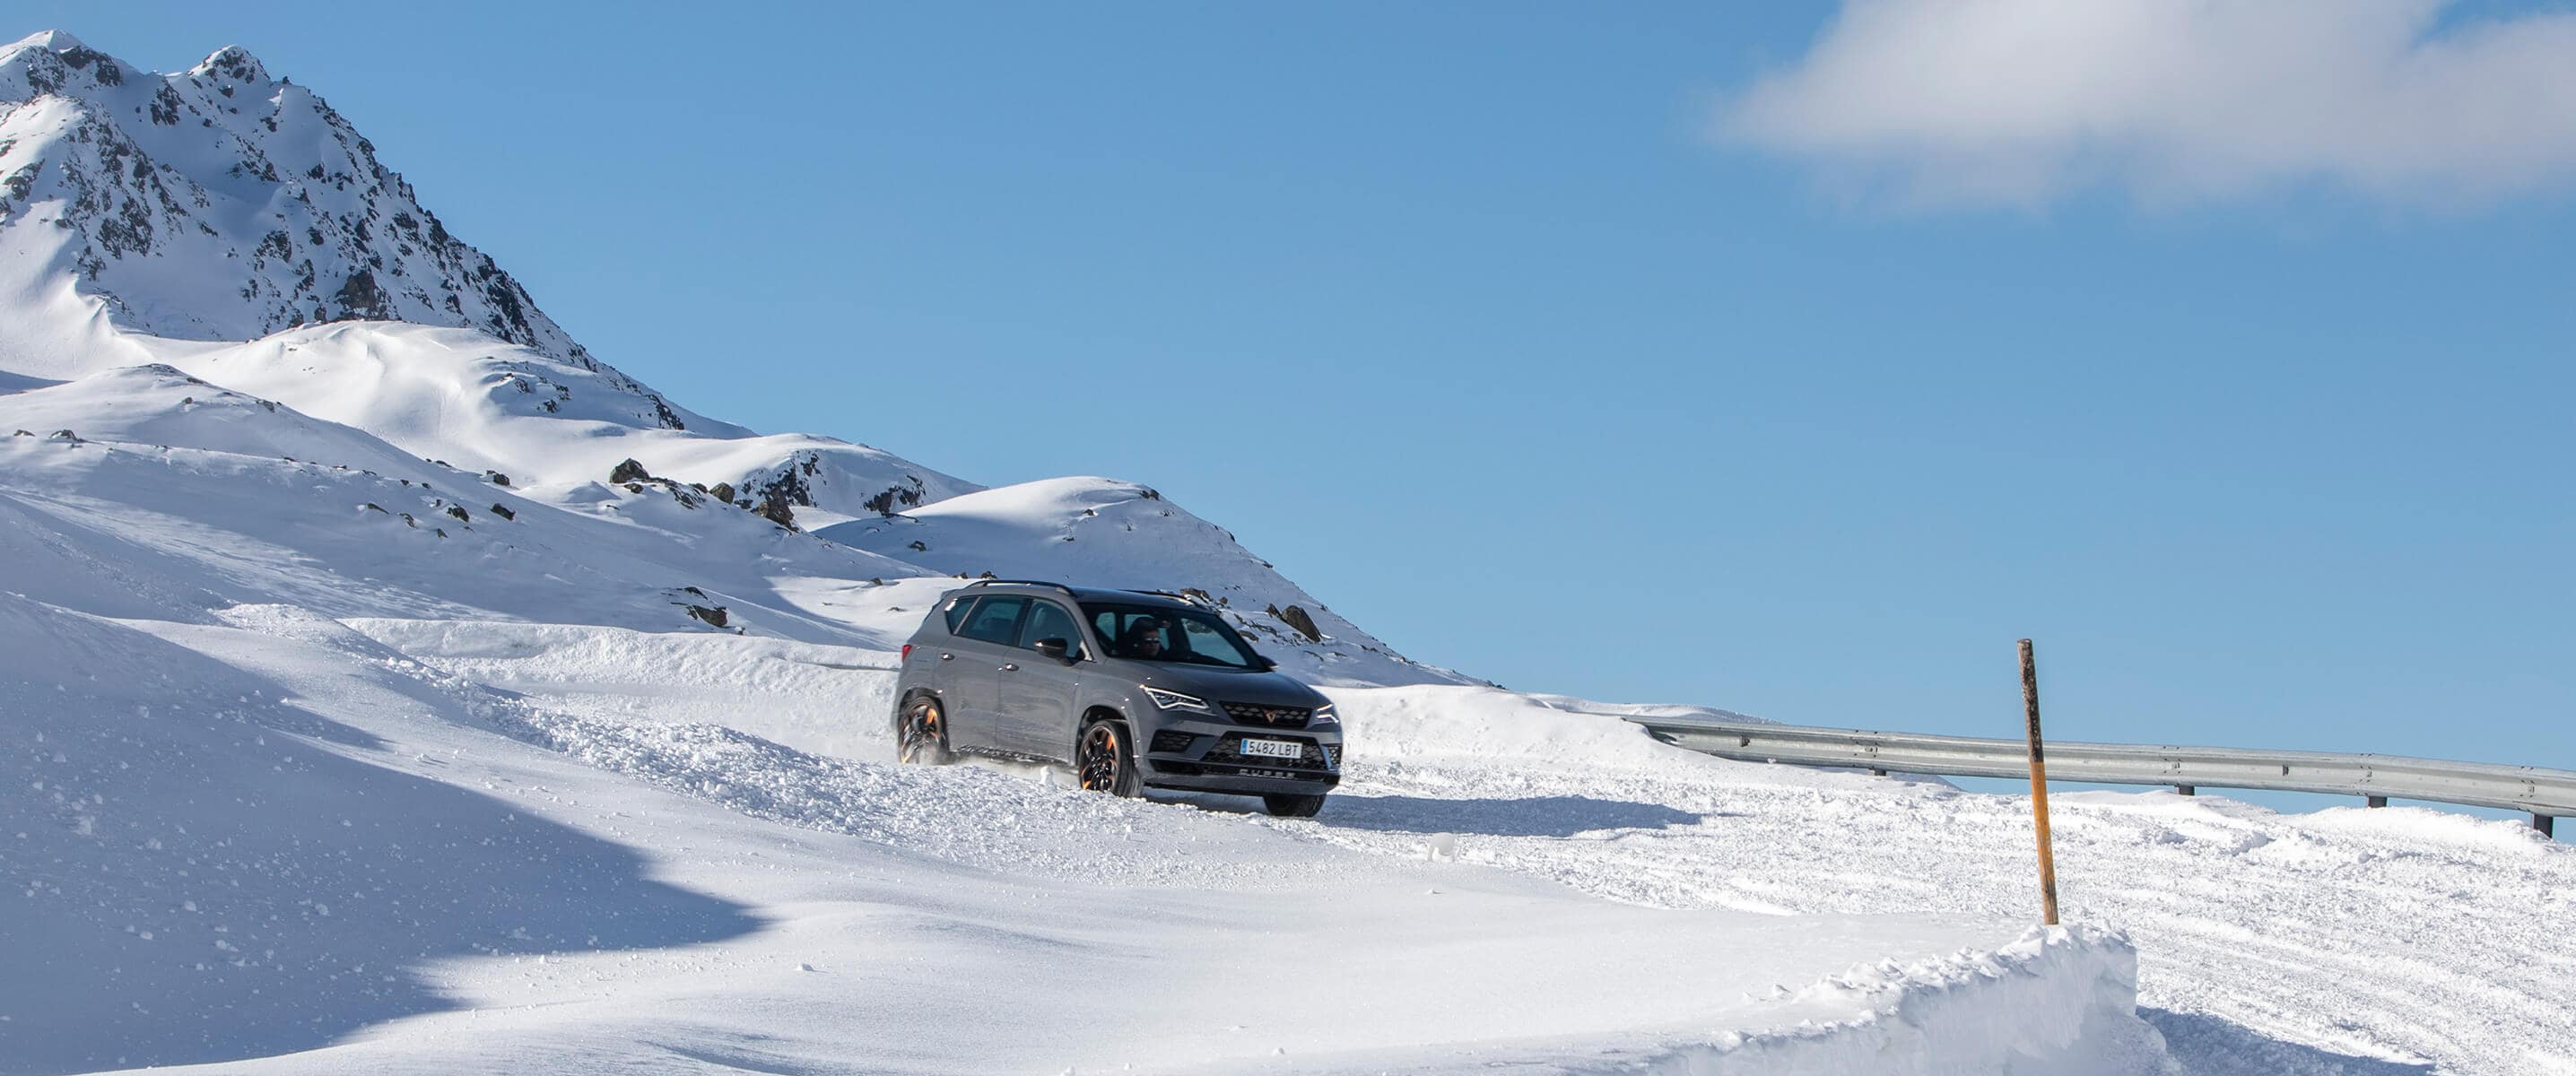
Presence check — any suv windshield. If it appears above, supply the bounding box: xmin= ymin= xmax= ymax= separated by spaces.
xmin=1083 ymin=603 xmax=1262 ymax=669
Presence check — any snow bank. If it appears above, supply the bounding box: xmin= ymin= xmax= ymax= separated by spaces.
xmin=1614 ymin=925 xmax=2172 ymax=1076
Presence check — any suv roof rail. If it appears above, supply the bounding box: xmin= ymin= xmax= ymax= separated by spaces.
xmin=964 ymin=577 xmax=1078 ymax=596
xmin=1125 ymin=588 xmax=1213 ymax=606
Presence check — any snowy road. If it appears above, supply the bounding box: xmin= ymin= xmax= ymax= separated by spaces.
xmin=370 ymin=622 xmax=2575 ymax=1075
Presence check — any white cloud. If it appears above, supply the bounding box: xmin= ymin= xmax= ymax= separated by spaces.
xmin=1719 ymin=0 xmax=2576 ymax=209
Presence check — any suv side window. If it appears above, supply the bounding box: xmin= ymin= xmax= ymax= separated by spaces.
xmin=1092 ymin=609 xmax=1144 ymax=646
xmin=956 ymin=596 xmax=1029 ymax=645
xmin=1019 ymin=600 xmax=1083 ymax=655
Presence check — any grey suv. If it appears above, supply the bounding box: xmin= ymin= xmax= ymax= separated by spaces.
xmin=891 ymin=580 xmax=1341 ymax=817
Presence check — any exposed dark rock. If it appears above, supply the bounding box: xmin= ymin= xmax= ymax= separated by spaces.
xmin=860 ymin=475 xmax=927 ymax=516
xmin=1 ymin=163 xmax=36 ymax=204
xmin=707 ymin=482 xmax=734 ymax=504
xmin=908 ymin=540 xmax=928 ymax=551
xmin=744 ymin=452 xmax=822 ymax=514
xmin=148 ymin=84 xmax=181 ymax=126
xmin=488 ymin=503 xmax=515 ymax=521
xmin=647 ymin=395 xmax=686 ymax=430
xmin=361 ymin=502 xmax=385 ymax=513
xmin=754 ymin=491 xmax=797 ymax=530
xmin=608 ymin=458 xmax=651 ymax=484
xmin=485 ymin=471 xmax=510 ymax=486
xmin=444 ymin=505 xmax=469 ymax=523
xmin=1267 ymin=603 xmax=1323 ymax=642
xmin=683 ymin=603 xmax=727 ymax=628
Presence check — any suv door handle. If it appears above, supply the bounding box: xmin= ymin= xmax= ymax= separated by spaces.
xmin=1000 ymin=663 xmax=1019 ymax=672
xmin=939 ymin=653 xmax=953 ymax=661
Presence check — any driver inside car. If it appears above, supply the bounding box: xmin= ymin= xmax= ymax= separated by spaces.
xmin=1116 ymin=617 xmax=1167 ymax=659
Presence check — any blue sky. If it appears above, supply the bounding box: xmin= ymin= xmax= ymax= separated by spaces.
xmin=28 ymin=3 xmax=2573 ymax=811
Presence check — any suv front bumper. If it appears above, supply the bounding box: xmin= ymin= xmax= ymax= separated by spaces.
xmin=1137 ymin=714 xmax=1341 ymax=794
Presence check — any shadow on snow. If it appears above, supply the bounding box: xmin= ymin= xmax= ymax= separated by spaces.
xmin=0 ymin=601 xmax=760 ymax=1076
xmin=2144 ymin=1009 xmax=2436 ymax=1076
xmin=1160 ymin=789 xmax=1712 ymax=838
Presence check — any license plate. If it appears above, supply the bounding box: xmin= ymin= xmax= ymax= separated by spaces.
xmin=1238 ymin=738 xmax=1304 ymax=759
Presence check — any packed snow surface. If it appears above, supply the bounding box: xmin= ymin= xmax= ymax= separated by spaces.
xmin=3 ymin=594 xmax=2171 ymax=1076
xmin=3 ymin=29 xmax=2571 ymax=1076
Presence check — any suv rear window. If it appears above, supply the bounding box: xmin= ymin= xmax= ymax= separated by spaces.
xmin=942 ymin=595 xmax=973 ymax=633
xmin=955 ymin=596 xmax=1029 ymax=644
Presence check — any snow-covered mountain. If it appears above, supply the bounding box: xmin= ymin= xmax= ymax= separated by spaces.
xmin=0 ymin=30 xmax=970 ymax=525
xmin=0 ymin=31 xmax=607 ymax=379
xmin=0 ymin=29 xmax=1460 ymax=681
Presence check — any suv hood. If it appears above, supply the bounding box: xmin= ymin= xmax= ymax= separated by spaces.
xmin=1130 ymin=663 xmax=1329 ymax=710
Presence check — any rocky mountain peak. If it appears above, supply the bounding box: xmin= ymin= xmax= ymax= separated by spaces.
xmin=0 ymin=31 xmax=697 ymax=428
xmin=188 ymin=44 xmax=269 ymax=85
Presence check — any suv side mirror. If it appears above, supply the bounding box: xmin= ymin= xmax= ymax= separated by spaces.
xmin=1034 ymin=638 xmax=1076 ymax=663
xmin=1256 ymin=655 xmax=1280 ymax=671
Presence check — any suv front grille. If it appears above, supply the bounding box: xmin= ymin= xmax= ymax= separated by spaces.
xmin=1220 ymin=701 xmax=1312 ymax=729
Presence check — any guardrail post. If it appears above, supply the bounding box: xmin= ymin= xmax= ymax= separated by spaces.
xmin=2366 ymin=795 xmax=2388 ymax=809
xmin=2174 ymin=785 xmax=2195 ymax=796
xmin=2539 ymin=815 xmax=2556 ymax=838
xmin=2020 ymin=639 xmax=2060 ymax=927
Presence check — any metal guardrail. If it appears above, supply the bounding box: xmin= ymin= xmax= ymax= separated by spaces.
xmin=1626 ymin=714 xmax=2576 ymax=837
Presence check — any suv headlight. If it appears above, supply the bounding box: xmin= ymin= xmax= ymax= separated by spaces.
xmin=1143 ymin=686 xmax=1214 ymax=713
xmin=1310 ymin=703 xmax=1341 ymax=728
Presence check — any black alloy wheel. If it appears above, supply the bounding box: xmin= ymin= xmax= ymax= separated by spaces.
xmin=1263 ymin=794 xmax=1326 ymax=819
xmin=897 ymin=696 xmax=954 ymax=765
xmin=1077 ymin=720 xmax=1140 ymax=797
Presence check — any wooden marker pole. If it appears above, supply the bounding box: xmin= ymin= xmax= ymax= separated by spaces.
xmin=2020 ymin=638 xmax=2061 ymax=926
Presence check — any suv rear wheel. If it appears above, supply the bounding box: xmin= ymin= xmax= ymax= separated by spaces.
xmin=1263 ymin=794 xmax=1326 ymax=819
xmin=896 ymin=695 xmax=954 ymax=766
xmin=1076 ymin=719 xmax=1141 ymax=797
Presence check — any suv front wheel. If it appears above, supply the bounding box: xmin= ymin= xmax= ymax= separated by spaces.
xmin=896 ymin=695 xmax=954 ymax=766
xmin=1076 ymin=719 xmax=1141 ymax=797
